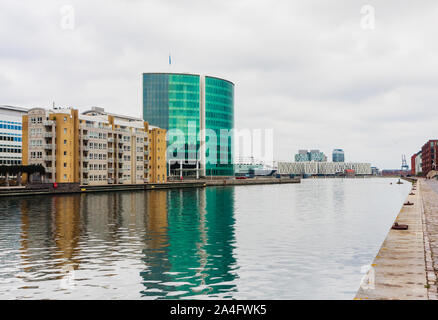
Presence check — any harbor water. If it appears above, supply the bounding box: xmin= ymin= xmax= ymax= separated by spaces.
xmin=0 ymin=178 xmax=411 ymax=299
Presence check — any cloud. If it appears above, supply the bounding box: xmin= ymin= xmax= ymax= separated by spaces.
xmin=1 ymin=0 xmax=437 ymax=168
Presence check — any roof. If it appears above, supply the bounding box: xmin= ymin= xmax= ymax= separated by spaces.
xmin=142 ymin=72 xmax=234 ymax=85
xmin=81 ymin=107 xmax=144 ymax=122
xmin=0 ymin=105 xmax=28 ymax=113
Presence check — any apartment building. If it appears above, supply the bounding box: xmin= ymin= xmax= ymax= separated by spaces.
xmin=421 ymin=140 xmax=438 ymax=176
xmin=22 ymin=106 xmax=166 ymax=185
xmin=148 ymin=125 xmax=167 ymax=183
xmin=0 ymin=105 xmax=27 ymax=165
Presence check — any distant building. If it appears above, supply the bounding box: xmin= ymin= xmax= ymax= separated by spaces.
xmin=421 ymin=140 xmax=438 ymax=176
xmin=332 ymin=149 xmax=345 ymax=162
xmin=415 ymin=153 xmax=422 ymax=176
xmin=0 ymin=105 xmax=27 ymax=165
xmin=295 ymin=150 xmax=309 ymax=162
xmin=411 ymin=151 xmax=422 ymax=176
xmin=278 ymin=162 xmax=372 ymax=176
xmin=294 ymin=149 xmax=327 ymax=162
xmin=371 ymin=167 xmax=380 ymax=175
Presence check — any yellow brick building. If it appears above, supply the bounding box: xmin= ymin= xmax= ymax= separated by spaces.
xmin=22 ymin=107 xmax=166 ymax=184
xmin=148 ymin=126 xmax=167 ymax=183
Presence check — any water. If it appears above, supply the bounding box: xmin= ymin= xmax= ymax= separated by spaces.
xmin=0 ymin=178 xmax=410 ymax=299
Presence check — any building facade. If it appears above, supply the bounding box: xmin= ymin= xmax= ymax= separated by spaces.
xmin=0 ymin=105 xmax=27 ymax=165
xmin=278 ymin=161 xmax=372 ymax=175
xmin=421 ymin=140 xmax=438 ymax=176
xmin=143 ymin=73 xmax=234 ymax=177
xmin=294 ymin=149 xmax=327 ymax=162
xmin=332 ymin=149 xmax=345 ymax=162
xmin=22 ymin=107 xmax=166 ymax=184
xmin=415 ymin=152 xmax=422 ymax=176
xmin=411 ymin=151 xmax=422 ymax=176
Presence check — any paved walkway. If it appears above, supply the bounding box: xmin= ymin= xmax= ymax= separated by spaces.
xmin=356 ymin=180 xmax=428 ymax=299
xmin=419 ymin=179 xmax=438 ymax=299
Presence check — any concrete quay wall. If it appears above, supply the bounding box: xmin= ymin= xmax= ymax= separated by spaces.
xmin=355 ymin=179 xmax=438 ymax=300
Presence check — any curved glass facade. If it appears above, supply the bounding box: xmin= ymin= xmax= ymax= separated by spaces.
xmin=143 ymin=73 xmax=234 ymax=176
xmin=205 ymin=76 xmax=234 ymax=176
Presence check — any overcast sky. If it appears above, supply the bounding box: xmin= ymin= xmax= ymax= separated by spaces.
xmin=1 ymin=0 xmax=438 ymax=169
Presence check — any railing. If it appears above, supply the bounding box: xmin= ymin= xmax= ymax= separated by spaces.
xmin=44 ymin=145 xmax=52 ymax=150
xmin=43 ymin=120 xmax=55 ymax=126
xmin=44 ymin=132 xmax=53 ymax=138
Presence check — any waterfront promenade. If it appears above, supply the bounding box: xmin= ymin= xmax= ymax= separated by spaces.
xmin=356 ymin=179 xmax=438 ymax=300
xmin=0 ymin=177 xmax=300 ymax=198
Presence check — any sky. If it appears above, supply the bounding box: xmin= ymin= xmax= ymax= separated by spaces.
xmin=1 ymin=0 xmax=438 ymax=169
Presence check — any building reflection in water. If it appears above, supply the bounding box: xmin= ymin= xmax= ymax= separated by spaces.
xmin=19 ymin=195 xmax=82 ymax=281
xmin=9 ymin=187 xmax=237 ymax=298
xmin=140 ymin=187 xmax=238 ymax=299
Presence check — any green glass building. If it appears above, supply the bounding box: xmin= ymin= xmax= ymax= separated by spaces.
xmin=143 ymin=73 xmax=234 ymax=176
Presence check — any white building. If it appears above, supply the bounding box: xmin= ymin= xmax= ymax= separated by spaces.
xmin=415 ymin=153 xmax=422 ymax=175
xmin=278 ymin=162 xmax=372 ymax=175
xmin=0 ymin=105 xmax=28 ymax=165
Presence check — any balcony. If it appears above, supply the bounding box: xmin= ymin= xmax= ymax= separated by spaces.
xmin=43 ymin=120 xmax=55 ymax=126
xmin=108 ymin=168 xmax=114 ymax=173
xmin=82 ymin=168 xmax=89 ymax=173
xmin=108 ymin=148 xmax=114 ymax=153
xmin=44 ymin=132 xmax=53 ymax=138
xmin=107 ymin=158 xmax=114 ymax=163
xmin=81 ymin=134 xmax=89 ymax=140
xmin=82 ymin=179 xmax=89 ymax=184
xmin=82 ymin=146 xmax=90 ymax=151
xmin=108 ymin=178 xmax=114 ymax=184
xmin=45 ymin=167 xmax=53 ymax=173
xmin=44 ymin=145 xmax=53 ymax=150
xmin=108 ymin=138 xmax=114 ymax=143
xmin=42 ymin=156 xmax=53 ymax=161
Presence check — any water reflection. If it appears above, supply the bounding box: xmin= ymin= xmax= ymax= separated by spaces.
xmin=0 ymin=179 xmax=411 ymax=299
xmin=140 ymin=188 xmax=237 ymax=299
xmin=0 ymin=187 xmax=237 ymax=299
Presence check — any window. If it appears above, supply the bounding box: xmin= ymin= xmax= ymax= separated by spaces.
xmin=64 ymin=140 xmax=67 ymax=145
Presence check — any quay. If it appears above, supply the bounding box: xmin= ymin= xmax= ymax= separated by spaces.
xmin=0 ymin=177 xmax=300 ymax=198
xmin=355 ymin=178 xmax=438 ymax=300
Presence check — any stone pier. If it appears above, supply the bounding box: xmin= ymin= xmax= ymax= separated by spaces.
xmin=355 ymin=179 xmax=430 ymax=299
